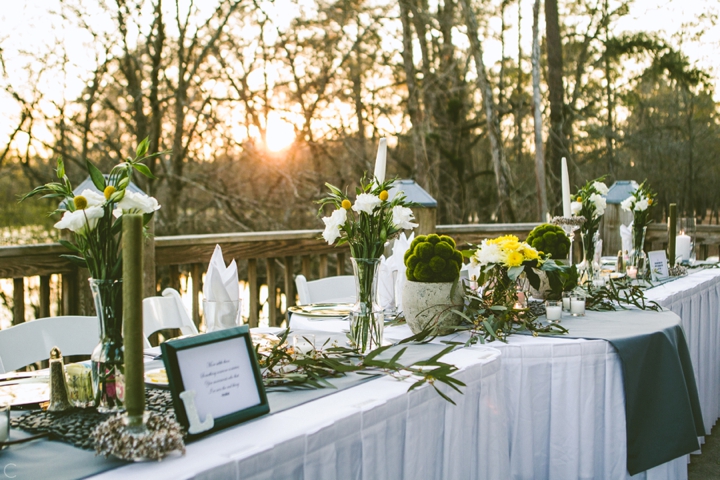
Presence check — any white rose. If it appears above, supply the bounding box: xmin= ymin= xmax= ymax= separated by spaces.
xmin=592 ymin=182 xmax=609 ymax=195
xmin=54 ymin=205 xmax=104 ymax=234
xmin=117 ymin=191 xmax=161 ymax=214
xmin=391 ymin=206 xmax=418 ymax=230
xmin=620 ymin=196 xmax=635 ymax=212
xmin=634 ymin=197 xmax=649 ymax=212
xmin=321 ymin=208 xmax=347 ymax=244
xmin=571 ymin=201 xmax=582 ymax=215
xmin=589 ymin=193 xmax=606 ymax=218
xmin=352 ymin=193 xmax=381 ymax=215
xmin=78 ymin=189 xmax=106 ymax=207
xmin=473 ymin=241 xmax=504 ymax=266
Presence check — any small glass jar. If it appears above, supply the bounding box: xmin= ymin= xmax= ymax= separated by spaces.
xmin=545 ymin=300 xmax=563 ymax=323
xmin=570 ymin=293 xmax=586 ymax=317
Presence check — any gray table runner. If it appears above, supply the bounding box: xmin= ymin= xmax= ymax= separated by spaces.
xmin=537 ymin=310 xmax=704 ymax=475
xmin=2 ymin=338 xmax=447 ymax=479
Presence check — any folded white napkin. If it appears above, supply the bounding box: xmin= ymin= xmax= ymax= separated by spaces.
xmin=377 ymin=256 xmax=396 ymax=311
xmin=203 ymin=245 xmax=239 ymax=302
xmin=620 ymin=223 xmax=633 ymax=254
xmin=386 ymin=232 xmax=414 ymax=312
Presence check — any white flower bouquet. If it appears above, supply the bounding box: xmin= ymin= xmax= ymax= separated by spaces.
xmin=621 ymin=181 xmax=656 ymax=269
xmin=318 ymin=175 xmax=416 ymax=353
xmin=318 ymin=176 xmax=417 ymax=259
xmin=572 ymin=177 xmax=609 ymax=278
xmin=23 ymin=138 xmax=161 ymax=280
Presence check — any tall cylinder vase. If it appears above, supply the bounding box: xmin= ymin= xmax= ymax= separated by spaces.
xmin=349 ymin=258 xmax=384 ymax=354
xmin=580 ymin=230 xmax=600 ymax=281
xmin=631 ymin=226 xmax=648 ymax=278
xmin=89 ymin=279 xmax=125 ymax=413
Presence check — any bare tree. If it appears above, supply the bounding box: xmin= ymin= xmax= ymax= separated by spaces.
xmin=532 ymin=0 xmax=548 ymax=220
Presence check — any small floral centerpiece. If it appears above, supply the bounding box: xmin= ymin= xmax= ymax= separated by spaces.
xmin=23 ymin=138 xmax=161 ymax=412
xmin=319 ymin=175 xmax=416 ymax=353
xmin=460 ymin=235 xmax=568 ymax=342
xmin=621 ymin=181 xmax=656 ymax=273
xmin=571 ymin=178 xmax=608 ymax=280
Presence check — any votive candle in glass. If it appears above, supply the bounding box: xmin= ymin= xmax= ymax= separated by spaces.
xmin=570 ymin=294 xmax=586 ymax=316
xmin=562 ymin=292 xmax=571 ymax=311
xmin=545 ymin=300 xmax=563 ymax=323
xmin=626 ymin=265 xmax=638 ymax=279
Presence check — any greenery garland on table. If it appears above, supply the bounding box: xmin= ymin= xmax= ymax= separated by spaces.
xmin=257 ymin=329 xmax=466 ymax=404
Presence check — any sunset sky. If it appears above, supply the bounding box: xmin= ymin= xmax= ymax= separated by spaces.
xmin=0 ymin=0 xmax=718 ymax=146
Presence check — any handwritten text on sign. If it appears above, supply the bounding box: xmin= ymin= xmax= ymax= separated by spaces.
xmin=176 ymin=336 xmax=260 ymax=421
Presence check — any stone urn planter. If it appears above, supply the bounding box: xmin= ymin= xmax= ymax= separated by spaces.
xmin=402 ymin=280 xmax=464 ymax=336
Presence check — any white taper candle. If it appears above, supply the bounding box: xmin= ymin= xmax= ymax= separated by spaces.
xmin=373 ymin=138 xmax=387 ymax=183
xmin=561 ymin=157 xmax=571 ymax=217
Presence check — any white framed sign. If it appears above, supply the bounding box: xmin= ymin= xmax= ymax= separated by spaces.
xmin=648 ymin=250 xmax=670 ymax=280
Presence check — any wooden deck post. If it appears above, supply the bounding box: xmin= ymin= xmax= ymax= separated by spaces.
xmin=12 ymin=278 xmax=24 ymax=325
xmin=39 ymin=275 xmax=51 ymax=318
xmin=248 ymin=259 xmax=259 ymax=327
xmin=284 ymin=256 xmax=296 ymax=311
xmin=266 ymin=258 xmax=278 ymax=327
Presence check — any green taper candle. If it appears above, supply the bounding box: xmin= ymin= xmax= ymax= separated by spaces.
xmin=123 ymin=213 xmax=145 ymax=420
xmin=668 ymin=204 xmax=677 ymax=268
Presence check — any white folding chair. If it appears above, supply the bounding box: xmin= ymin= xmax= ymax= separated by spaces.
xmin=143 ymin=288 xmax=198 ymax=344
xmin=294 ymin=274 xmax=356 ymax=305
xmin=0 ymin=316 xmax=99 ymax=373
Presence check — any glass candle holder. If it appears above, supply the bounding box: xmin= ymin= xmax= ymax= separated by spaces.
xmin=570 ymin=293 xmax=586 ymax=317
xmin=562 ymin=292 xmax=571 ymax=312
xmin=66 ymin=363 xmax=95 ymax=408
xmin=626 ymin=265 xmax=638 ymax=279
xmin=545 ymin=300 xmax=563 ymax=323
xmin=291 ymin=334 xmax=316 ymax=355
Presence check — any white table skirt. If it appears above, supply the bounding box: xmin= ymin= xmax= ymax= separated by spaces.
xmin=92 ymin=345 xmax=507 ymax=480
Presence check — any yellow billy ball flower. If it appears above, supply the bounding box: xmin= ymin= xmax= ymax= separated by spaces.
xmin=648 ymin=198 xmax=653 ymax=205
xmin=379 ymin=190 xmax=389 ymax=201
xmin=73 ymin=195 xmax=88 ymax=210
xmin=576 ymin=196 xmax=582 ymax=202
xmin=506 ymin=251 xmax=524 ymax=267
xmin=104 ymin=185 xmax=116 ymax=200
xmin=341 ymin=199 xmax=352 ymax=210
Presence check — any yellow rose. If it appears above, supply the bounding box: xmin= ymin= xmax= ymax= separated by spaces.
xmin=104 ymin=185 xmax=116 ymax=200
xmin=341 ymin=199 xmax=352 ymax=210
xmin=73 ymin=195 xmax=88 ymax=210
xmin=506 ymin=251 xmax=524 ymax=267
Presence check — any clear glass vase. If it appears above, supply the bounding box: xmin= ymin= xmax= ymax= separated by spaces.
xmin=630 ymin=225 xmax=648 ymax=277
xmin=89 ymin=278 xmax=125 ymax=413
xmin=580 ymin=229 xmax=600 ymax=281
xmin=349 ymin=258 xmax=384 ymax=354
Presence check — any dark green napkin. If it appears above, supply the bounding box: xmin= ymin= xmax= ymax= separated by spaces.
xmin=543 ymin=310 xmax=704 ymax=475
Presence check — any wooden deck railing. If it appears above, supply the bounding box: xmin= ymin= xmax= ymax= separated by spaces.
xmin=2 ymin=222 xmax=719 ymax=329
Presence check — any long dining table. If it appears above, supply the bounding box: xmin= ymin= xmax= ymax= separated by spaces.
xmin=3 ymin=269 xmax=718 ymax=480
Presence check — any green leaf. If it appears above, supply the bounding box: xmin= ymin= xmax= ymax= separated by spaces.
xmin=60 ymin=254 xmax=88 ymax=269
xmin=507 ymin=266 xmax=525 ymax=281
xmin=58 ymin=240 xmax=81 ymax=254
xmin=135 ymin=137 xmax=150 ymax=158
xmin=56 ymin=157 xmax=65 ymax=179
xmin=133 ymin=162 xmax=156 ymax=179
xmin=86 ymin=160 xmax=106 ymax=191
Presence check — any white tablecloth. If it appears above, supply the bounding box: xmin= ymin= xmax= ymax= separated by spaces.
xmin=94 ymin=269 xmax=720 ymax=480
xmin=93 ymin=342 xmax=507 ymax=479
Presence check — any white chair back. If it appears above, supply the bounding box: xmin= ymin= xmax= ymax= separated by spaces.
xmin=0 ymin=316 xmax=99 ymax=373
xmin=295 ymin=274 xmax=356 ymax=305
xmin=143 ymin=288 xmax=198 ymax=341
